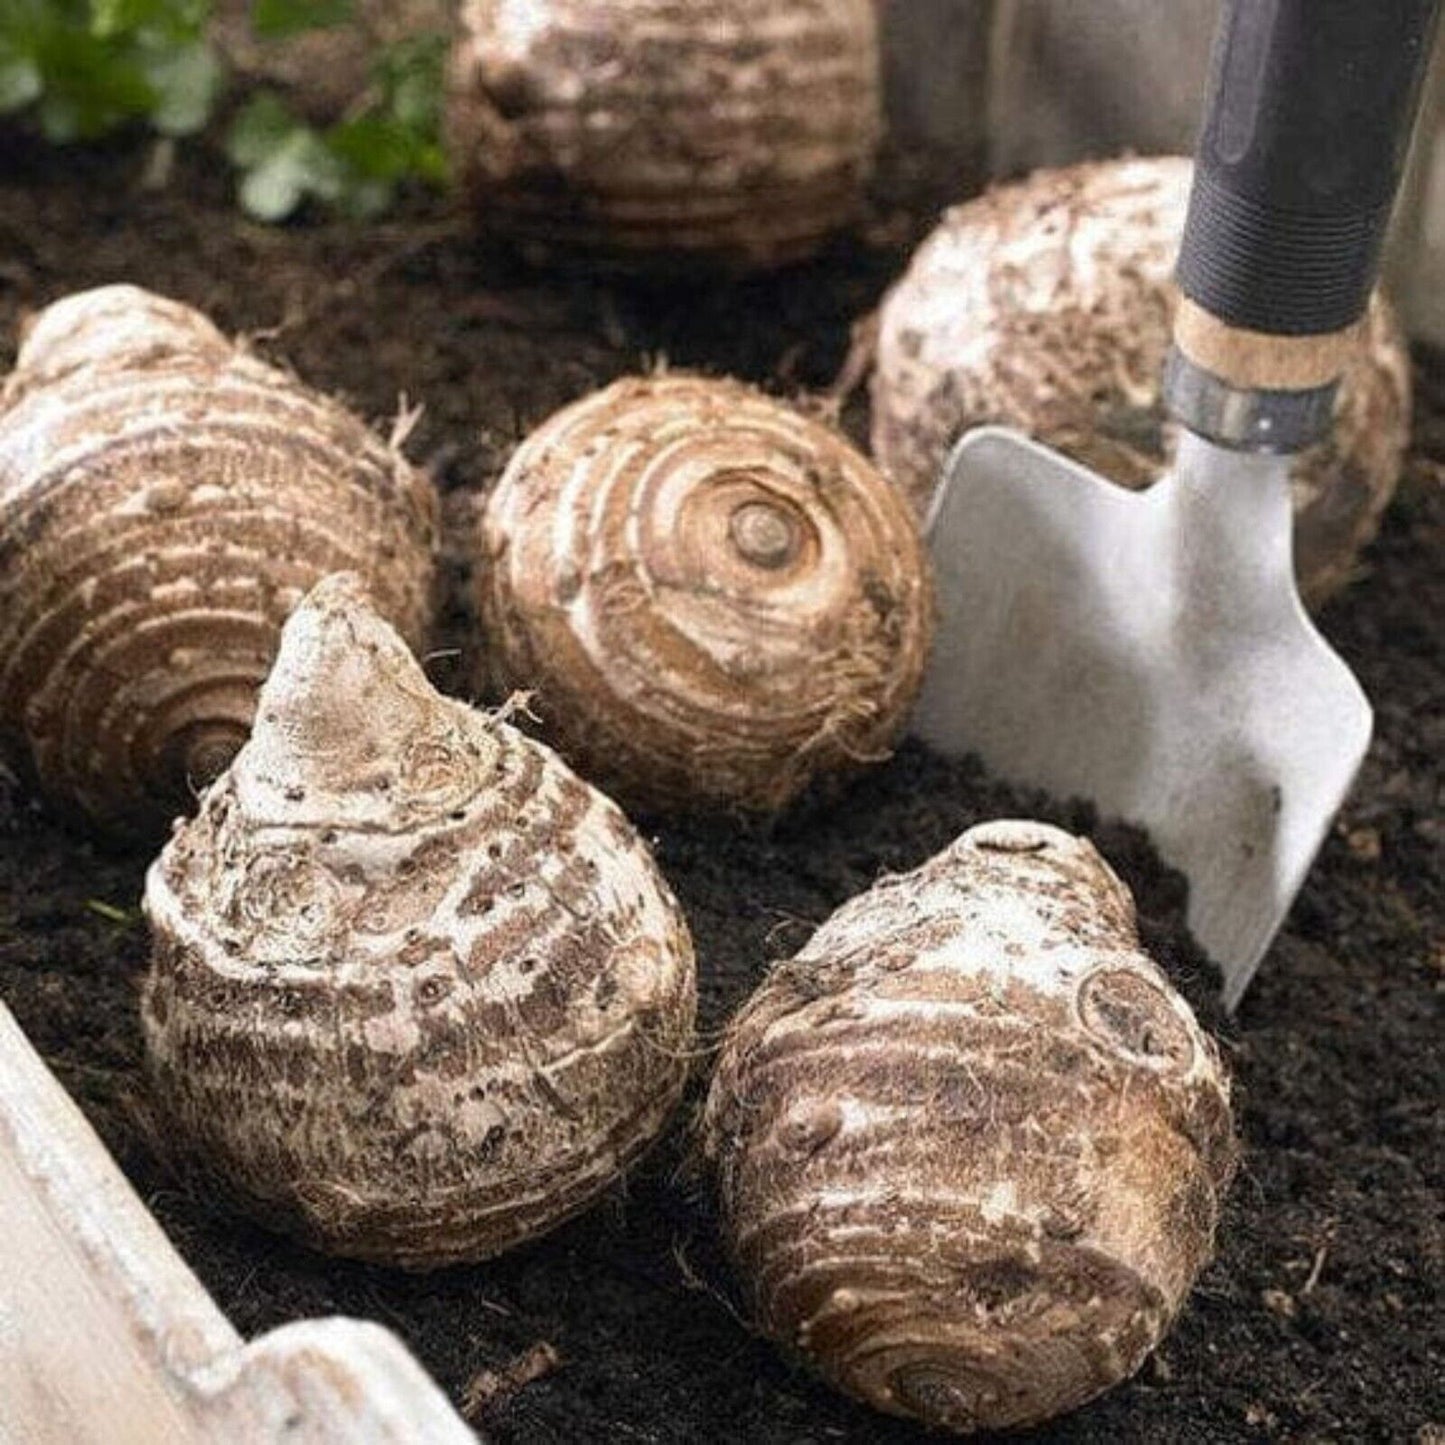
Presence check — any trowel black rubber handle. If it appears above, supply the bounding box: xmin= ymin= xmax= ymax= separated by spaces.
xmin=1177 ymin=0 xmax=1440 ymax=338
xmin=1167 ymin=0 xmax=1440 ymax=449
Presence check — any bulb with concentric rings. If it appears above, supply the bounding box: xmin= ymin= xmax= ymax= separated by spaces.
xmin=474 ymin=374 xmax=934 ymax=815
xmin=143 ymin=573 xmax=697 ymax=1269
xmin=0 ymin=285 xmax=437 ymax=839
xmin=702 ymin=820 xmax=1236 ymax=1433
xmin=444 ymin=0 xmax=882 ymax=270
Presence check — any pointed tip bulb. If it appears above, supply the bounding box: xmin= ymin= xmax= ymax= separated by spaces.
xmin=234 ymin=573 xmax=480 ymax=826
xmin=252 ymin=571 xmax=431 ymax=769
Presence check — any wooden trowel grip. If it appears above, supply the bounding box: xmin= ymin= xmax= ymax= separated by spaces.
xmin=1171 ymin=302 xmax=1355 ymax=394
xmin=1165 ymin=0 xmax=1442 ymax=449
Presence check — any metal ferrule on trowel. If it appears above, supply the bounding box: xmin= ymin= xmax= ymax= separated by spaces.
xmin=916 ymin=0 xmax=1442 ymax=1008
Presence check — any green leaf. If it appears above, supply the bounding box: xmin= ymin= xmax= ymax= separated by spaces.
xmin=250 ymin=0 xmax=352 ymax=39
xmin=90 ymin=0 xmax=157 ymax=37
xmin=237 ymin=150 xmax=306 ymax=220
xmin=229 ymin=93 xmax=345 ymax=220
xmin=326 ymin=111 xmax=410 ymax=178
xmin=388 ymin=67 xmax=436 ymax=132
xmin=408 ymin=137 xmax=447 ymax=186
xmin=0 ymin=51 xmax=42 ymax=112
xmin=0 ymin=0 xmax=216 ymax=140
xmin=3 ymin=1 xmax=448 ymax=221
xmin=299 ymin=29 xmax=451 ymax=207
xmin=32 ymin=28 xmax=155 ymax=139
xmin=140 ymin=35 xmax=218 ymax=133
xmin=238 ymin=131 xmax=343 ymax=219
xmin=369 ymin=31 xmax=445 ymax=131
xmin=90 ymin=0 xmax=209 ymax=40
xmin=226 ymin=88 xmax=295 ymax=165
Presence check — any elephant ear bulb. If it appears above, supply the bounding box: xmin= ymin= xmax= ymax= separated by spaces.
xmin=476 ymin=373 xmax=935 ymax=816
xmin=142 ymin=573 xmax=697 ymax=1270
xmin=0 ymin=284 xmax=438 ymax=839
xmin=870 ymin=156 xmax=1409 ymax=608
xmin=702 ymin=819 xmax=1237 ymax=1433
xmin=444 ymin=0 xmax=882 ymax=270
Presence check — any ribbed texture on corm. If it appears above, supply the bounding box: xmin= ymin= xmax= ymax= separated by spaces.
xmin=0 ymin=286 xmax=437 ymax=840
xmin=703 ymin=821 xmax=1237 ymax=1434
xmin=445 ymin=0 xmax=881 ymax=270
xmin=476 ymin=374 xmax=934 ymax=816
xmin=143 ymin=575 xmax=696 ymax=1270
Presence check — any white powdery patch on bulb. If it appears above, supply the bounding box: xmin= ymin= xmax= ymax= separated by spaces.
xmin=702 ymin=815 xmax=1236 ymax=1434
xmin=141 ymin=573 xmax=697 ymax=1268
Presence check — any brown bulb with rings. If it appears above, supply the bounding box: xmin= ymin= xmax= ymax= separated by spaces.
xmin=473 ymin=374 xmax=935 ymax=816
xmin=702 ymin=820 xmax=1237 ymax=1433
xmin=0 ymin=285 xmax=438 ymax=839
xmin=142 ymin=574 xmax=698 ymax=1269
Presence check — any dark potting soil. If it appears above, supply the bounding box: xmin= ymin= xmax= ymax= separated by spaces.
xmin=0 ymin=130 xmax=1441 ymax=1445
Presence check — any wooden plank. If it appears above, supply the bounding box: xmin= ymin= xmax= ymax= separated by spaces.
xmin=0 ymin=1142 xmax=205 ymax=1445
xmin=0 ymin=1004 xmax=478 ymax=1445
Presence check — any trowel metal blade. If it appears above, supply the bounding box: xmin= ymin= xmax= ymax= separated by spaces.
xmin=912 ymin=427 xmax=1373 ymax=1008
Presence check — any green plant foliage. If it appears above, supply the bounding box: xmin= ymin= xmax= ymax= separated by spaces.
xmin=0 ymin=0 xmax=220 ymax=140
xmin=228 ymin=29 xmax=449 ymax=221
xmin=0 ymin=1 xmax=449 ymax=221
xmin=249 ymin=0 xmax=350 ymax=40
xmin=227 ymin=86 xmax=343 ymax=219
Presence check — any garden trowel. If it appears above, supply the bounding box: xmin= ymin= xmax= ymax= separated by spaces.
xmin=913 ymin=0 xmax=1441 ymax=1009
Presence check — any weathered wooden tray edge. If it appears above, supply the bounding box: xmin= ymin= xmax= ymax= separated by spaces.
xmin=0 ymin=1002 xmax=477 ymax=1445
